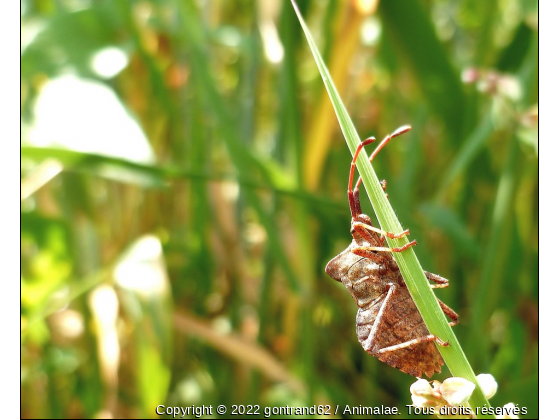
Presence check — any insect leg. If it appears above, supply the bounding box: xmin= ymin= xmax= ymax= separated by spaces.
xmin=348 ymin=137 xmax=376 ymax=218
xmin=375 ymin=335 xmax=450 ymax=355
xmin=363 ymin=283 xmax=451 ymax=355
xmin=438 ymin=299 xmax=459 ymax=327
xmin=380 ymin=180 xmax=389 ymax=201
xmin=351 ymin=180 xmax=388 ymax=218
xmin=353 ymin=221 xmax=411 ymax=239
xmin=353 ymin=126 xmax=411 ymax=193
xmin=348 ymin=126 xmax=411 ymax=219
xmin=374 ymin=303 xmax=458 ymax=355
xmin=351 ymin=220 xmax=385 ymax=247
xmin=351 ymin=216 xmax=415 ymax=255
xmin=380 ymin=179 xmax=387 ymax=192
xmin=424 ymin=272 xmax=458 ymax=326
xmin=351 ymin=248 xmax=390 ymax=266
xmin=353 ymin=240 xmax=418 ymax=255
xmin=424 ymin=271 xmax=449 ymax=289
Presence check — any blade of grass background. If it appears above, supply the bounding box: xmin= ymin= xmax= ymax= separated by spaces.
xmin=435 ymin=116 xmax=495 ymax=201
xmin=469 ymin=135 xmax=519 ymax=366
xmin=177 ymin=0 xmax=301 ymax=292
xmin=420 ymin=203 xmax=480 ymax=262
xmin=184 ymin=95 xmax=214 ymax=301
xmin=174 ymin=312 xmax=306 ymax=393
xmin=291 ymin=1 xmax=493 ymax=415
xmin=378 ymin=0 xmax=466 ymax=139
xmin=460 ymin=18 xmax=536 ymax=366
xmin=21 ymin=146 xmax=169 ymax=187
xmin=277 ymin=1 xmax=316 ymax=400
xmin=22 ymin=146 xmax=342 ymax=209
xmin=115 ymin=0 xmax=178 ymax=121
xmin=22 ymin=267 xmax=111 ymax=334
xmin=473 ymin=2 xmax=499 ymax=68
xmin=303 ymin=2 xmax=369 ymax=190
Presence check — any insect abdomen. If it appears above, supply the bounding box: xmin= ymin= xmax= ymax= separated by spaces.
xmin=355 ymin=286 xmax=444 ymax=377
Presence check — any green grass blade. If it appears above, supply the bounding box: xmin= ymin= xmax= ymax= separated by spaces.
xmin=291 ymin=1 xmax=493 ymax=415
xmin=469 ymin=135 xmax=520 ymax=359
xmin=436 ymin=116 xmax=495 ymax=201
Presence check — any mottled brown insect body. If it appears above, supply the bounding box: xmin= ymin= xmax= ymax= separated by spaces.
xmin=326 ymin=127 xmax=458 ymax=378
xmin=326 ymin=215 xmax=450 ymax=378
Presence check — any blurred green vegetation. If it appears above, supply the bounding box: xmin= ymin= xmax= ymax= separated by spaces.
xmin=21 ymin=0 xmax=538 ymax=418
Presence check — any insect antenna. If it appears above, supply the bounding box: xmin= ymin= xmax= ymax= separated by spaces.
xmin=348 ymin=137 xmax=376 ymax=218
xmin=349 ymin=125 xmax=412 ymax=219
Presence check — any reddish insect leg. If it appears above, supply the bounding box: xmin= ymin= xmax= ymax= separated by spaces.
xmin=348 ymin=126 xmax=416 ymax=256
xmin=438 ymin=299 xmax=459 ymax=327
xmin=353 ymin=221 xmax=410 ymax=239
xmin=348 ymin=137 xmax=376 ymax=218
xmin=350 ymin=215 xmax=416 ymax=255
xmin=353 ymin=125 xmax=411 ymax=195
xmin=352 ymin=180 xmax=388 ymax=219
xmin=353 ymin=240 xmax=417 ymax=255
xmin=424 ymin=272 xmax=459 ymax=326
xmin=424 ymin=271 xmax=450 ymax=289
xmin=350 ymin=220 xmax=417 ymax=258
xmin=380 ymin=179 xmax=387 ymax=192
xmin=375 ymin=335 xmax=449 ymax=355
xmin=351 ymin=248 xmax=391 ymax=267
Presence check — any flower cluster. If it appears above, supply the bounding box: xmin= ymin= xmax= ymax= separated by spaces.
xmin=410 ymin=374 xmax=525 ymax=418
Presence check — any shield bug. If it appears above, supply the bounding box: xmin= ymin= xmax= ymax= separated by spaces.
xmin=325 ymin=126 xmax=458 ymax=378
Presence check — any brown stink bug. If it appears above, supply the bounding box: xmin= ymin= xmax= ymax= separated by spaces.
xmin=325 ymin=126 xmax=458 ymax=378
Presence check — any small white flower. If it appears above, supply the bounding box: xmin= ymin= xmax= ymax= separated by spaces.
xmin=440 ymin=377 xmax=475 ymax=407
xmin=411 ymin=379 xmax=440 ymax=399
xmin=410 ymin=373 xmax=517 ymax=419
xmin=410 ymin=379 xmax=443 ymax=408
xmin=476 ymin=373 xmax=498 ymax=399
